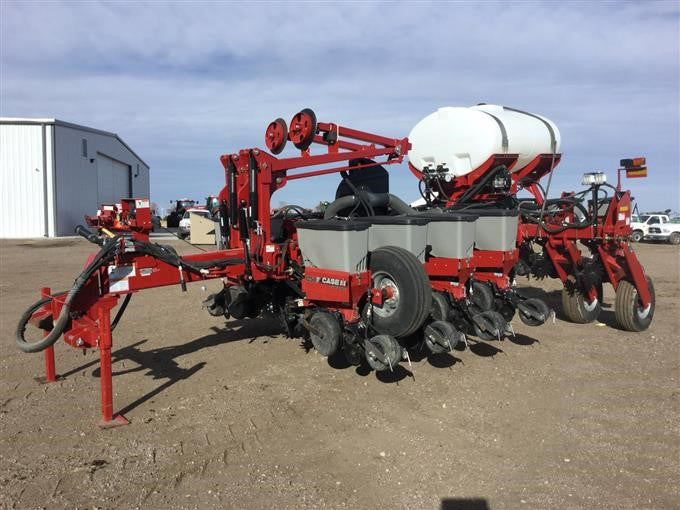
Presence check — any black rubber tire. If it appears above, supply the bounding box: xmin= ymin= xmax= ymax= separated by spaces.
xmin=518 ymin=298 xmax=551 ymax=326
xmin=630 ymin=230 xmax=643 ymax=243
xmin=470 ymin=281 xmax=495 ymax=312
xmin=369 ymin=246 xmax=432 ymax=338
xmin=309 ymin=312 xmax=342 ymax=357
xmin=431 ymin=292 xmax=451 ymax=322
xmin=614 ymin=276 xmax=655 ymax=332
xmin=365 ymin=335 xmax=401 ymax=372
xmin=561 ymin=276 xmax=602 ymax=324
xmin=472 ymin=310 xmax=507 ymax=341
xmin=424 ymin=320 xmax=462 ymax=353
xmin=497 ymin=302 xmax=516 ymax=322
xmin=669 ymin=232 xmax=680 ymax=245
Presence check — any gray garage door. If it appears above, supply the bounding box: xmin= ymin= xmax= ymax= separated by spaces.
xmin=96 ymin=154 xmax=130 ymax=204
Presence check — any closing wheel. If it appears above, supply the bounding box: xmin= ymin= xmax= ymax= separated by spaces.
xmin=470 ymin=281 xmax=495 ymax=312
xmin=369 ymin=246 xmax=432 ymax=338
xmin=265 ymin=118 xmax=288 ymax=154
xmin=614 ymin=276 xmax=655 ymax=332
xmin=364 ymin=335 xmax=401 ymax=372
xmin=561 ymin=276 xmax=602 ymax=324
xmin=517 ymin=298 xmax=551 ymax=326
xmin=308 ymin=312 xmax=342 ymax=357
xmin=424 ymin=320 xmax=464 ymax=354
xmin=472 ymin=310 xmax=507 ymax=341
xmin=289 ymin=108 xmax=317 ymax=151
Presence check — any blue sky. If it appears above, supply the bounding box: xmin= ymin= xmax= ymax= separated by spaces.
xmin=2 ymin=1 xmax=678 ymax=213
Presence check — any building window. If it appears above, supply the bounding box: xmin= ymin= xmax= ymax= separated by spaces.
xmin=81 ymin=138 xmax=88 ymax=158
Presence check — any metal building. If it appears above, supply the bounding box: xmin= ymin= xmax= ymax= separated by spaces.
xmin=0 ymin=118 xmax=150 ymax=238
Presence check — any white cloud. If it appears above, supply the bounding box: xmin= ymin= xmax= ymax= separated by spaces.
xmin=1 ymin=1 xmax=678 ymax=209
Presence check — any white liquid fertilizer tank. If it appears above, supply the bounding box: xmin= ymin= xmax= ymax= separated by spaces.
xmin=408 ymin=105 xmax=561 ymax=180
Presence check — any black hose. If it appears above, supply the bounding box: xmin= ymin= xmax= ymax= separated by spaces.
xmin=16 ymin=232 xmax=243 ymax=353
xmin=110 ymin=293 xmax=132 ymax=331
xmin=323 ymin=192 xmax=415 ymax=219
xmin=16 ymin=235 xmax=120 ymax=353
xmin=519 ymin=198 xmax=591 ymax=233
xmin=340 ymin=171 xmax=373 ymax=216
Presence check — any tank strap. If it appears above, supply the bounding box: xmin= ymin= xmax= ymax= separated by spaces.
xmin=502 ymin=106 xmax=557 ymax=153
xmin=478 ymin=110 xmax=509 ymax=153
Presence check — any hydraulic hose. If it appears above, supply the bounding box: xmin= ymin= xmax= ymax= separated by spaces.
xmin=16 ymin=225 xmax=243 ymax=354
xmin=519 ymin=198 xmax=591 ymax=233
xmin=16 ymin=232 xmax=120 ymax=353
xmin=323 ymin=192 xmax=415 ymax=219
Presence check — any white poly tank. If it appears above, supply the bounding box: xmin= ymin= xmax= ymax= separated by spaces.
xmin=408 ymin=104 xmax=561 ymax=179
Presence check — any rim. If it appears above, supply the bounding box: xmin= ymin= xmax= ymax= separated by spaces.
xmin=372 ymin=271 xmax=400 ymax=318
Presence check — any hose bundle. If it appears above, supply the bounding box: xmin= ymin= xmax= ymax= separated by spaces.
xmin=16 ymin=234 xmax=121 ymax=353
xmin=16 ymin=228 xmax=244 ymax=353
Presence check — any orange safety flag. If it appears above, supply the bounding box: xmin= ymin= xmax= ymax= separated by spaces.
xmin=625 ymin=166 xmax=648 ymax=178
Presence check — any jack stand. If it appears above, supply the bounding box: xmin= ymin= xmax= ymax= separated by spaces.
xmin=35 ymin=288 xmax=60 ymax=384
xmin=97 ymin=303 xmax=129 ymax=428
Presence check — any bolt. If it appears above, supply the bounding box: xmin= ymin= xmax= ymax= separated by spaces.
xmin=253 ymin=149 xmax=260 ymax=156
xmin=232 ymin=155 xmax=239 ymax=161
xmin=276 ymin=177 xmax=283 ymax=184
xmin=76 ymin=338 xmax=84 ymax=347
xmin=262 ymin=163 xmax=267 ymax=169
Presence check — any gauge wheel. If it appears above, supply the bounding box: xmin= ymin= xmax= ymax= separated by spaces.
xmin=470 ymin=281 xmax=495 ymax=313
xmin=364 ymin=334 xmax=401 ymax=372
xmin=518 ymin=298 xmax=551 ymax=326
xmin=614 ymin=276 xmax=655 ymax=332
xmin=472 ymin=310 xmax=507 ymax=341
xmin=561 ymin=276 xmax=602 ymax=324
xmin=309 ymin=311 xmax=342 ymax=357
xmin=424 ymin=320 xmax=463 ymax=353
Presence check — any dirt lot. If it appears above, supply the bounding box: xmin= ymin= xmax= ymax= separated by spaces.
xmin=0 ymin=239 xmax=678 ymax=509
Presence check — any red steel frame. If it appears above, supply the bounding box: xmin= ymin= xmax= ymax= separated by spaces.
xmin=512 ymin=160 xmax=651 ymax=307
xmin=26 ymin=113 xmax=410 ymax=426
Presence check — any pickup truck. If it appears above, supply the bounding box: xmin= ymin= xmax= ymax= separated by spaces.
xmin=630 ymin=214 xmax=680 ymax=244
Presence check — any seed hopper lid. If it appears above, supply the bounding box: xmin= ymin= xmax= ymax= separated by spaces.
xmin=295 ymin=219 xmax=370 ymax=231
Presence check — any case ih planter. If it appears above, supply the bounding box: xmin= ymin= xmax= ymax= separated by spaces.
xmin=16 ymin=106 xmax=654 ymax=427
xmin=16 ymin=109 xmax=437 ymax=426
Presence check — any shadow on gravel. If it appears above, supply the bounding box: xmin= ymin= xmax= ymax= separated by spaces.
xmin=508 ymin=333 xmax=540 ymax=346
xmin=441 ymin=498 xmax=490 ymax=510
xmin=327 ymin=349 xmax=415 ymax=383
xmin=61 ymin=318 xmax=283 ymax=415
xmin=468 ymin=342 xmax=504 ymax=357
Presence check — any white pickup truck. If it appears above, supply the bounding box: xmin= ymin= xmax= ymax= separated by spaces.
xmin=630 ymin=214 xmax=680 ymax=244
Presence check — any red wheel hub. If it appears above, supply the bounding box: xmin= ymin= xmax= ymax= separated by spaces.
xmin=289 ymin=108 xmax=317 ymax=150
xmin=265 ymin=118 xmax=288 ymax=154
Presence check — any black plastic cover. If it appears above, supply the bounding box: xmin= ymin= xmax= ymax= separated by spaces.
xmin=296 ymin=219 xmax=370 ymax=232
xmin=410 ymin=212 xmax=478 ymax=222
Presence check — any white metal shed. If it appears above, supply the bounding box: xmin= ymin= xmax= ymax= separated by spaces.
xmin=0 ymin=118 xmax=150 ymax=237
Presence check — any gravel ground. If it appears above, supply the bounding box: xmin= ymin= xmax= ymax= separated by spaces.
xmin=0 ymin=239 xmax=678 ymax=510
